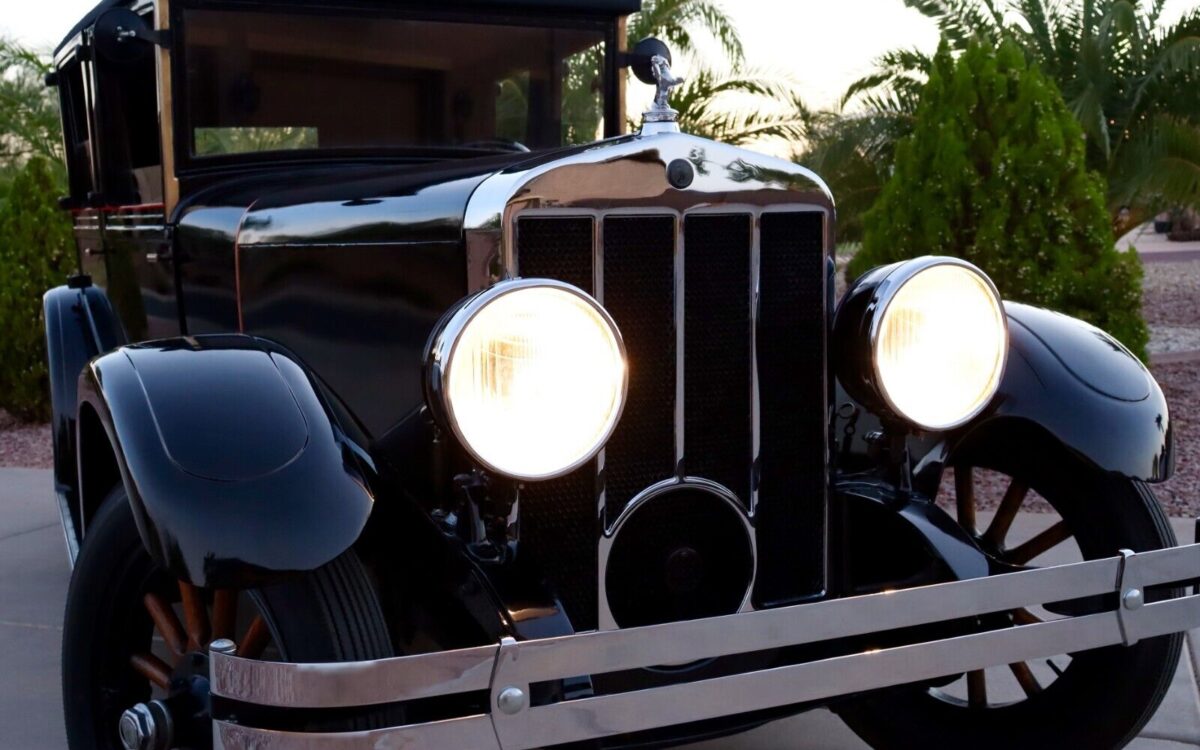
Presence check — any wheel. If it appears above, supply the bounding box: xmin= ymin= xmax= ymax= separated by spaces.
xmin=837 ymin=446 xmax=1183 ymax=750
xmin=62 ymin=484 xmax=393 ymax=749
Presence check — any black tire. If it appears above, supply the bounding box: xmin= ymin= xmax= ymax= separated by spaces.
xmin=62 ymin=485 xmax=393 ymax=749
xmin=836 ymin=451 xmax=1182 ymax=750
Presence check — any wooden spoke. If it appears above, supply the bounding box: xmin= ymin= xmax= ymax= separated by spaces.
xmin=179 ymin=582 xmax=210 ymax=652
xmin=1012 ymin=607 xmax=1044 ymax=626
xmin=1009 ymin=662 xmax=1042 ymax=698
xmin=238 ymin=616 xmax=270 ymax=659
xmin=211 ymin=590 xmax=238 ymax=642
xmin=954 ymin=467 xmax=977 ymax=535
xmin=1007 ymin=520 xmax=1072 ymax=565
xmin=142 ymin=592 xmax=187 ymax=658
xmin=966 ymin=669 xmax=987 ymax=708
xmin=130 ymin=652 xmax=174 ymax=690
xmin=983 ymin=479 xmax=1029 ymax=548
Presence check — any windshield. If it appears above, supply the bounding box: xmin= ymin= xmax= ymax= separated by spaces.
xmin=180 ymin=9 xmax=610 ymax=159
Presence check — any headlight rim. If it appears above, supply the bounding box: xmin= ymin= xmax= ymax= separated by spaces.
xmin=426 ymin=277 xmax=629 ymax=482
xmin=862 ymin=256 xmax=1008 ymax=432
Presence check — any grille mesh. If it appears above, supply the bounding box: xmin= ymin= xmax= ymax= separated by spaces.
xmin=513 ymin=216 xmax=599 ymax=629
xmin=601 ymin=216 xmax=678 ymax=518
xmin=755 ymin=211 xmax=828 ymax=604
xmin=684 ymin=214 xmax=753 ymax=505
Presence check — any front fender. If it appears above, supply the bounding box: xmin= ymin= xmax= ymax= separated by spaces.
xmin=950 ymin=302 xmax=1172 ymax=482
xmin=77 ymin=335 xmax=376 ymax=588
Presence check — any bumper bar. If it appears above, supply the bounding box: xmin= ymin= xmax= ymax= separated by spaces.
xmin=211 ymin=543 xmax=1200 ymax=749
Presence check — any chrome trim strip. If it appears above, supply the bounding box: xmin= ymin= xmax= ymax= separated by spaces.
xmin=54 ymin=487 xmax=80 ymax=567
xmin=213 ymin=715 xmax=498 ymax=750
xmin=749 ymin=214 xmax=761 ymax=516
xmin=674 ymin=213 xmax=685 ymax=477
xmin=211 ymin=643 xmax=498 ymax=708
xmin=212 ymin=543 xmax=1200 ymax=749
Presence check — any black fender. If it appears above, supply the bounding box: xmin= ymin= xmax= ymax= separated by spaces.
xmin=948 ymin=302 xmax=1172 ymax=482
xmin=44 ymin=281 xmax=127 ymax=557
xmin=75 ymin=334 xmax=376 ymax=588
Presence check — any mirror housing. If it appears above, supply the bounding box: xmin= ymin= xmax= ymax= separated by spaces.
xmin=93 ymin=8 xmax=168 ymax=63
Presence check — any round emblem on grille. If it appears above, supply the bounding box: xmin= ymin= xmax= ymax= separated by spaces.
xmin=667 ymin=159 xmax=695 ymax=189
xmin=604 ymin=481 xmax=754 ymax=628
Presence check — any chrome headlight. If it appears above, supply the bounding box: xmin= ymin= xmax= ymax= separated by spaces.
xmin=426 ymin=279 xmax=627 ymax=481
xmin=834 ymin=257 xmax=1008 ymax=431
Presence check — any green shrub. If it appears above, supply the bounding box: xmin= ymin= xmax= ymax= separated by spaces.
xmin=848 ymin=40 xmax=1149 ymax=360
xmin=0 ymin=158 xmax=75 ymax=422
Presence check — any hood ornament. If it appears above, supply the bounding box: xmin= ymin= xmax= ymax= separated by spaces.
xmin=629 ymin=38 xmax=684 ymax=133
xmin=645 ymin=55 xmax=685 ymax=125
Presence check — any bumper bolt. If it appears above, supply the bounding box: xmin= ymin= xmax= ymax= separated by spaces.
xmin=497 ymin=686 xmax=527 ymax=715
xmin=210 ymin=638 xmax=237 ymax=655
xmin=1123 ymin=588 xmax=1144 ymax=610
xmin=118 ymin=700 xmax=172 ymax=750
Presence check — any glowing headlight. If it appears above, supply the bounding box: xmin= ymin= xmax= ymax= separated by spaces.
xmin=427 ymin=279 xmax=627 ymax=481
xmin=836 ymin=257 xmax=1008 ymax=431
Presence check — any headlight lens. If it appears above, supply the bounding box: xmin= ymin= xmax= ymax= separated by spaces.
xmin=872 ymin=261 xmax=1007 ymax=430
xmin=432 ymin=280 xmax=627 ymax=480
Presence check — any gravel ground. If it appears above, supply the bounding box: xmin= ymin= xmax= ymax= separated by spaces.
xmin=1144 ymin=261 xmax=1200 ymax=328
xmin=1155 ymin=360 xmax=1200 ymax=518
xmin=0 ymin=410 xmax=51 ymax=469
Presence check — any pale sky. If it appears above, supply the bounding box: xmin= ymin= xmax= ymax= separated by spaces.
xmin=4 ymin=0 xmax=1196 ymax=119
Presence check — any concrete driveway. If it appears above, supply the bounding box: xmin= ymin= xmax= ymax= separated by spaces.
xmin=3 ymin=467 xmax=1200 ymax=749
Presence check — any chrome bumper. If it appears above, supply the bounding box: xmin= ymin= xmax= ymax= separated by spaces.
xmin=211 ymin=543 xmax=1200 ymax=749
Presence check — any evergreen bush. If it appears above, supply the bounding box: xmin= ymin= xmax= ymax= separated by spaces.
xmin=0 ymin=158 xmax=75 ymax=421
xmin=848 ymin=40 xmax=1149 ymax=359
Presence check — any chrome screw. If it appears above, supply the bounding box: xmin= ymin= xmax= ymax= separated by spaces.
xmin=1123 ymin=588 xmax=1144 ymax=610
xmin=496 ymin=686 xmax=527 ymax=715
xmin=210 ymin=638 xmax=237 ymax=655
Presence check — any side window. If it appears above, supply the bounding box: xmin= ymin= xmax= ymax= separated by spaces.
xmin=92 ymin=28 xmax=163 ymax=205
xmin=56 ymin=56 xmax=95 ymax=205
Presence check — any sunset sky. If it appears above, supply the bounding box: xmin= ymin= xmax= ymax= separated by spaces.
xmin=5 ymin=0 xmax=1196 ymax=125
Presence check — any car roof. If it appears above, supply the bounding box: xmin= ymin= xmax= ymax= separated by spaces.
xmin=56 ymin=0 xmax=640 ymax=55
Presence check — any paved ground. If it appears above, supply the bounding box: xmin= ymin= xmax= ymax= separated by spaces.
xmin=1120 ymin=224 xmax=1200 ymax=263
xmin=3 ymin=469 xmax=1200 ymax=749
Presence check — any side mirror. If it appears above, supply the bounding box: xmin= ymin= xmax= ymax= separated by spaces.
xmin=625 ymin=38 xmax=673 ymax=86
xmin=93 ymin=8 xmax=168 ymax=64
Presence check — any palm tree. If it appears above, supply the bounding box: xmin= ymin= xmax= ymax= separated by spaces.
xmin=626 ymin=0 xmax=744 ymax=65
xmin=0 ymin=39 xmax=63 ymax=186
xmin=845 ymin=0 xmax=1200 ymax=214
xmin=672 ymin=68 xmax=810 ymax=146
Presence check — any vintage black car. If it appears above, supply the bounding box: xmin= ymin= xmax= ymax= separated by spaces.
xmin=40 ymin=0 xmax=1200 ymax=748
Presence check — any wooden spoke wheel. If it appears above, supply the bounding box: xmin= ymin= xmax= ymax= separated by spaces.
xmin=838 ymin=449 xmax=1183 ymax=750
xmin=129 ymin=582 xmax=274 ymax=693
xmin=62 ymin=486 xmax=393 ymax=750
xmin=936 ymin=466 xmax=1077 ymax=710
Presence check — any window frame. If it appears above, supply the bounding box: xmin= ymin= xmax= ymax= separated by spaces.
xmin=169 ymin=0 xmax=621 ymax=175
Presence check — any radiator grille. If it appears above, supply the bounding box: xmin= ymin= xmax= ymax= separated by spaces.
xmin=514 ymin=209 xmax=827 ymax=630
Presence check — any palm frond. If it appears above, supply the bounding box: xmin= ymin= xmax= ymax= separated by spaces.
xmin=1114 ymin=115 xmax=1200 ymax=209
xmin=627 ymin=0 xmax=744 ymax=64
xmin=671 ymin=67 xmax=807 ymax=145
